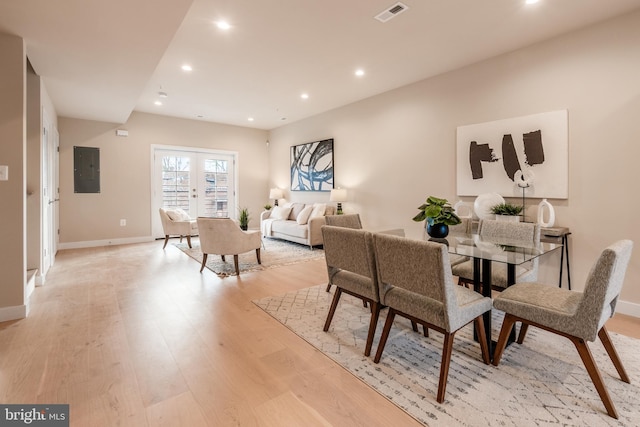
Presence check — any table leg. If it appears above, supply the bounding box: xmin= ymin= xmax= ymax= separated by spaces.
xmin=481 ymin=259 xmax=493 ymax=359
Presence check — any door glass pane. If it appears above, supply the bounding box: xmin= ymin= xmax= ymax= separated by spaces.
xmin=202 ymin=159 xmax=229 ymax=217
xmin=161 ymin=156 xmax=192 ymax=214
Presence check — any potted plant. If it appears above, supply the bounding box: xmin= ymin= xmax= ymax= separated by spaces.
xmin=490 ymin=202 xmax=523 ymax=222
xmin=238 ymin=207 xmax=250 ymax=230
xmin=412 ymin=196 xmax=461 ymax=238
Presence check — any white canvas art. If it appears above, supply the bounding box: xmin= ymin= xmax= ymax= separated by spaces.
xmin=456 ymin=110 xmax=568 ymax=198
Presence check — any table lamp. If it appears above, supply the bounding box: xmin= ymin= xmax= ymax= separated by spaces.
xmin=269 ymin=188 xmax=283 ymax=206
xmin=330 ymin=188 xmax=347 ymax=214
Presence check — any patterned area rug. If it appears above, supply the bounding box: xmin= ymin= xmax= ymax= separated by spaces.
xmin=253 ymin=285 xmax=640 ymax=426
xmin=174 ymin=237 xmax=324 ymax=277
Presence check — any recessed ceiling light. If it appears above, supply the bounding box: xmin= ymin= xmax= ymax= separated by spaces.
xmin=248 ymin=117 xmax=254 ymax=122
xmin=154 ymin=101 xmax=162 ymax=106
xmin=301 ymin=93 xmax=309 ymax=100
xmin=525 ymin=0 xmax=539 ymax=4
xmin=216 ymin=20 xmax=231 ymax=30
xmin=181 ymin=64 xmax=192 ymax=72
xmin=355 ymin=69 xmax=365 ymax=77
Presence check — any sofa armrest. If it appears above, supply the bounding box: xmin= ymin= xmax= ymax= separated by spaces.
xmin=260 ymin=210 xmax=272 ymax=221
xmin=307 ymin=216 xmax=327 ymax=247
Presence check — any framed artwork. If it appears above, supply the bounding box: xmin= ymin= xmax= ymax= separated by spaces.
xmin=290 ymin=138 xmax=334 ymax=191
xmin=456 ymin=110 xmax=568 ymax=199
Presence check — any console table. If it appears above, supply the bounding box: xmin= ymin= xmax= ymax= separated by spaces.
xmin=541 ymin=226 xmax=571 ymax=290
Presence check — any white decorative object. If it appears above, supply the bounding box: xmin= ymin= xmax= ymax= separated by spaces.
xmin=495 ymin=214 xmax=520 ymax=223
xmin=453 ymin=200 xmax=473 ymax=219
xmin=537 ymin=198 xmax=555 ymax=227
xmin=473 ymin=193 xmax=505 ymax=221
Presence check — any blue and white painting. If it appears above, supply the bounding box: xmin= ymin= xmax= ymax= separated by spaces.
xmin=290 ymin=138 xmax=334 ymax=191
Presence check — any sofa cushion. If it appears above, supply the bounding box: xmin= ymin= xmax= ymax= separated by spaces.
xmin=288 ymin=203 xmax=306 ymax=220
xmin=271 ymin=219 xmax=308 ymax=239
xmin=310 ymin=203 xmax=326 ymax=218
xmin=270 ymin=205 xmax=292 ymax=220
xmin=296 ymin=205 xmax=313 ymax=225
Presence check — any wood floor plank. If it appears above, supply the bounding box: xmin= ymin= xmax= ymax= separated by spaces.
xmin=1 ymin=239 xmax=637 ymax=427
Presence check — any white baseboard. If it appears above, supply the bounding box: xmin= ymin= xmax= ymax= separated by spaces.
xmin=58 ymin=236 xmax=155 ymax=250
xmin=616 ymin=299 xmax=640 ymax=318
xmin=0 ymin=304 xmax=27 ymax=322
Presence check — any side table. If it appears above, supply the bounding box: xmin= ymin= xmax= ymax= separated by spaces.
xmin=541 ymin=226 xmax=571 ymax=290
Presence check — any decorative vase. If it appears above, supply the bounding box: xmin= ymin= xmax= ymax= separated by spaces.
xmin=537 ymin=198 xmax=555 ymax=227
xmin=426 ymin=223 xmax=449 ymax=238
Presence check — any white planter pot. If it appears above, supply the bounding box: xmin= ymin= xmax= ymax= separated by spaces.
xmin=495 ymin=214 xmax=520 ymax=222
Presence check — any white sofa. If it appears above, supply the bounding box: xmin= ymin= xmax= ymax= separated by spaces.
xmin=260 ymin=202 xmax=336 ymax=248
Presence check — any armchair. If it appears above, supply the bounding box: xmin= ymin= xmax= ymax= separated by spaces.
xmin=159 ymin=208 xmax=198 ymax=249
xmin=196 ymin=217 xmax=261 ymax=275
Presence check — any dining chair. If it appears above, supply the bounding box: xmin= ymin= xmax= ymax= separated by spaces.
xmin=447 ymin=217 xmax=472 ymax=267
xmin=492 ymin=239 xmax=633 ymax=419
xmin=452 ymin=219 xmax=541 ymax=291
xmin=196 ymin=217 xmax=261 ymax=275
xmin=321 ymin=225 xmax=381 ymax=356
xmin=372 ymin=233 xmax=492 ymax=403
xmin=324 ymin=214 xmax=363 ymax=292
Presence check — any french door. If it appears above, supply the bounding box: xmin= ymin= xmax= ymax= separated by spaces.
xmin=151 ymin=147 xmax=237 ymax=238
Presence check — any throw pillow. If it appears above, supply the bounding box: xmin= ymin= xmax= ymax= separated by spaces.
xmin=296 ymin=205 xmax=313 ymax=225
xmin=270 ymin=205 xmax=292 ymax=220
xmin=166 ymin=208 xmax=190 ymax=221
xmin=288 ymin=203 xmax=305 ymax=220
xmin=310 ymin=203 xmax=326 ymax=218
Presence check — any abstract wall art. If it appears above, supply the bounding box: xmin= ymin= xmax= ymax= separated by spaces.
xmin=290 ymin=138 xmax=334 ymax=191
xmin=456 ymin=110 xmax=568 ymax=198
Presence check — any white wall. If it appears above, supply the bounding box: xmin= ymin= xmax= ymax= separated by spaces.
xmin=58 ymin=112 xmax=269 ymax=247
xmin=268 ymin=11 xmax=640 ymax=315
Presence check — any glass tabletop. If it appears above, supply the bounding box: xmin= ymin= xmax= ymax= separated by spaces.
xmin=406 ymin=229 xmax=562 ymax=266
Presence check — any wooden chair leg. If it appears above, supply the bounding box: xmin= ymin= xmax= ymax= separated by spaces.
xmin=598 ymin=326 xmax=630 ymax=383
xmin=492 ymin=313 xmax=517 ymax=366
xmin=221 ymin=255 xmax=226 ymax=262
xmin=411 ymin=320 xmax=419 ymax=332
xmin=325 ymin=283 xmax=332 ymax=292
xmin=437 ymin=331 xmax=456 ymax=403
xmin=233 ymin=255 xmax=240 ymax=275
xmin=364 ymin=301 xmax=381 ymax=357
xmin=186 ymin=234 xmax=192 ymax=248
xmin=517 ymin=323 xmax=529 ymax=344
xmin=255 ymin=248 xmax=261 ymax=264
xmin=199 ymin=253 xmax=208 ymax=273
xmin=474 ymin=317 xmax=490 ymax=364
xmin=162 ymin=235 xmax=169 ymax=249
xmin=374 ymin=309 xmax=397 ymax=363
xmin=323 ymin=288 xmax=342 ymax=331
xmin=571 ymin=335 xmax=619 ymax=419
xmin=423 ymin=325 xmax=429 ymax=337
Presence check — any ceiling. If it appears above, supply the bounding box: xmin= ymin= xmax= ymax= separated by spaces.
xmin=2 ymin=0 xmax=640 ymax=130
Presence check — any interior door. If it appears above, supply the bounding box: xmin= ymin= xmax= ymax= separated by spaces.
xmin=152 ymin=147 xmax=237 ymax=238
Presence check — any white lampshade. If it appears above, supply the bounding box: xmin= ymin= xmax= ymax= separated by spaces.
xmin=330 ymin=188 xmax=347 ymax=202
xmin=269 ymin=188 xmax=283 ymax=199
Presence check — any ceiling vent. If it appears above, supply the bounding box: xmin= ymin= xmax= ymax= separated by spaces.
xmin=374 ymin=2 xmax=409 ymax=23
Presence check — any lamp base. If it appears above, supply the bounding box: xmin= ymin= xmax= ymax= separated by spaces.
xmin=274 ymin=199 xmax=279 ymax=207
xmin=336 ymin=202 xmax=343 ymax=215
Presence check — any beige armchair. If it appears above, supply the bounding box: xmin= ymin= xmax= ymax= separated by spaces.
xmin=492 ymin=240 xmax=633 ymax=419
xmin=159 ymin=208 xmax=198 ymax=249
xmin=196 ymin=217 xmax=261 ymax=275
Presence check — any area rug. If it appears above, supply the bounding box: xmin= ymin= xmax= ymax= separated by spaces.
xmin=174 ymin=237 xmax=324 ymax=277
xmin=253 ymin=285 xmax=640 ymax=426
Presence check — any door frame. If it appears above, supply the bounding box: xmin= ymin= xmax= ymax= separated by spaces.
xmin=150 ymin=144 xmax=239 ymax=239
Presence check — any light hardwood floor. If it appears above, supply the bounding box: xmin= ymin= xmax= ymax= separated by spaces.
xmin=1 ymin=240 xmax=638 ymax=426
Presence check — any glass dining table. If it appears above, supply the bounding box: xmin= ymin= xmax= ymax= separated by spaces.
xmin=405 ymin=227 xmax=562 ymax=359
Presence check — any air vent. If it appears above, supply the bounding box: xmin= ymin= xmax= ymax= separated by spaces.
xmin=374 ymin=2 xmax=409 ymax=23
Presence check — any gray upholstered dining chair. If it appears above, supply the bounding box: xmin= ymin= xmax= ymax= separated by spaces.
xmin=321 ymin=225 xmax=381 ymax=356
xmin=447 ymin=217 xmax=472 ymax=267
xmin=372 ymin=233 xmax=492 ymax=403
xmin=324 ymin=214 xmax=363 ymax=292
xmin=196 ymin=217 xmax=261 ymax=275
xmin=492 ymin=240 xmax=633 ymax=419
xmin=452 ymin=219 xmax=541 ymax=290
